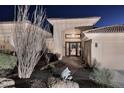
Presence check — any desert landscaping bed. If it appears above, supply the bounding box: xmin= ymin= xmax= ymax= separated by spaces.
xmin=0 ymin=53 xmax=113 ymax=88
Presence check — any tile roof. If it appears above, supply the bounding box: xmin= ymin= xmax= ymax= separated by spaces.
xmin=86 ymin=25 xmax=124 ymax=33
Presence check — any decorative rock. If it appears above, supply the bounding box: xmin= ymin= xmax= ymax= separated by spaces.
xmin=48 ymin=76 xmax=79 ymax=88
xmin=0 ymin=78 xmax=15 ymax=88
xmin=61 ymin=67 xmax=72 ymax=80
xmin=30 ymin=79 xmax=47 ymax=88
xmin=51 ymin=80 xmax=79 ymax=88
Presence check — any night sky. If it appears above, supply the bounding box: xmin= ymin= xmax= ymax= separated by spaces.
xmin=1 ymin=5 xmax=124 ymax=27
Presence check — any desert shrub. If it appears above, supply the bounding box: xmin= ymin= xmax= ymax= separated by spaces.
xmin=89 ymin=68 xmax=114 ymax=87
xmin=0 ymin=53 xmax=17 ymax=70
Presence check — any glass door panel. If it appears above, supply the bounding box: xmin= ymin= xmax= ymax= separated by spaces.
xmin=70 ymin=43 xmax=77 ymax=56
xmin=65 ymin=42 xmax=81 ymax=56
xmin=66 ymin=43 xmax=69 ymax=56
xmin=77 ymin=43 xmax=81 ymax=56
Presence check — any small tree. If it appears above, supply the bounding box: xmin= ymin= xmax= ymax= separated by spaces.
xmin=13 ymin=5 xmax=49 ymax=78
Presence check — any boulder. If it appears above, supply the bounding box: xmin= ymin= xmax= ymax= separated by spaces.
xmin=48 ymin=76 xmax=79 ymax=88
xmin=0 ymin=78 xmax=15 ymax=88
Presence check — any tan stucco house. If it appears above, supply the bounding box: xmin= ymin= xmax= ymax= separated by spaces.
xmin=48 ymin=17 xmax=100 ymax=57
xmin=1 ymin=17 xmax=124 ymax=86
xmin=48 ymin=18 xmax=124 ymax=86
xmin=0 ymin=17 xmax=101 ymax=57
xmin=1 ymin=17 xmax=124 ymax=73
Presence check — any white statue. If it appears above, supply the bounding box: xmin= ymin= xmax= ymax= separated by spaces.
xmin=61 ymin=67 xmax=72 ymax=81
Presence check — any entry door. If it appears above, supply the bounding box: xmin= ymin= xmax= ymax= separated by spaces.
xmin=65 ymin=42 xmax=81 ymax=56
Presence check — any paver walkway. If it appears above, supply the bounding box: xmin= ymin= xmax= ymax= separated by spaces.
xmin=61 ymin=56 xmax=84 ymax=75
xmin=61 ymin=56 xmax=90 ymax=81
xmin=62 ymin=56 xmax=83 ymax=69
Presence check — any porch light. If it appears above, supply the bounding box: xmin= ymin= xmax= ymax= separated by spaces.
xmin=95 ymin=42 xmax=98 ymax=48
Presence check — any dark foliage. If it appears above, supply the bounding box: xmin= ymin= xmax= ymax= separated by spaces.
xmin=75 ymin=79 xmax=112 ymax=88
xmin=47 ymin=53 xmax=58 ymax=62
xmin=0 ymin=69 xmax=13 ymax=77
xmin=13 ymin=78 xmax=48 ymax=88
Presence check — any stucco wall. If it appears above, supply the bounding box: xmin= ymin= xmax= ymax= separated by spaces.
xmin=0 ymin=22 xmax=52 ymax=52
xmin=51 ymin=23 xmax=83 ymax=56
xmin=48 ymin=17 xmax=100 ymax=56
xmin=82 ymin=31 xmax=124 ymax=87
xmin=85 ymin=33 xmax=124 ymax=70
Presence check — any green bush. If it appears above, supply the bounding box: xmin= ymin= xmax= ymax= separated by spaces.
xmin=89 ymin=68 xmax=114 ymax=87
xmin=0 ymin=53 xmax=17 ymax=70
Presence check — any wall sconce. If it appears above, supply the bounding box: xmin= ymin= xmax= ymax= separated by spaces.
xmin=95 ymin=43 xmax=98 ymax=48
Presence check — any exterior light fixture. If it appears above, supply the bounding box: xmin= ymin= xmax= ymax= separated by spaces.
xmin=72 ymin=34 xmax=75 ymax=37
xmin=95 ymin=42 xmax=98 ymax=48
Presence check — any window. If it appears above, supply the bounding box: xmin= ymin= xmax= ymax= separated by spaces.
xmin=65 ymin=34 xmax=81 ymax=39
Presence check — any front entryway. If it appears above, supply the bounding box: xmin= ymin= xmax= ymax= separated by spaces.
xmin=83 ymin=40 xmax=92 ymax=65
xmin=65 ymin=42 xmax=81 ymax=56
xmin=62 ymin=56 xmax=83 ymax=69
